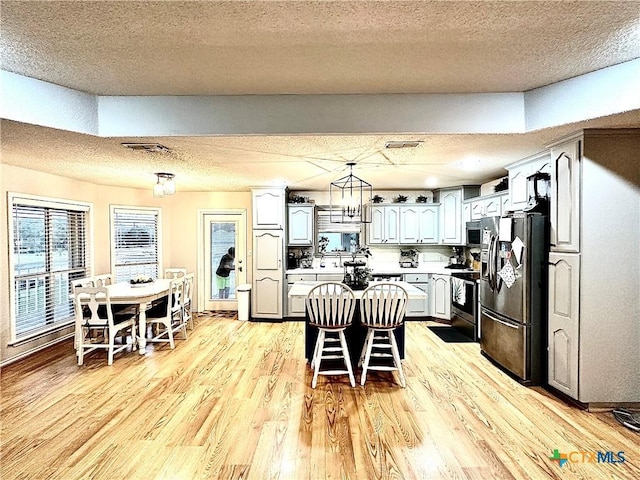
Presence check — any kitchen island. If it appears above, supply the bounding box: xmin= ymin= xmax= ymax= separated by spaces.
xmin=289 ymin=280 xmax=428 ymax=363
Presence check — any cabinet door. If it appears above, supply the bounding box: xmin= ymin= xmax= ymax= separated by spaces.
xmin=399 ymin=206 xmax=420 ymax=243
xmin=509 ymin=166 xmax=530 ymax=210
xmin=462 ymin=201 xmax=472 ymax=224
xmin=483 ymin=197 xmax=501 ymax=218
xmin=288 ymin=205 xmax=314 ymax=245
xmin=550 ymin=140 xmax=581 ymax=253
xmin=385 ymin=206 xmax=400 ymax=243
xmin=470 ymin=200 xmax=484 ymax=220
xmin=418 ymin=206 xmax=439 ymax=244
xmin=439 ymin=189 xmax=462 ymax=244
xmin=430 ymin=275 xmax=451 ymax=320
xmin=253 ymin=231 xmax=283 ymax=318
xmin=368 ymin=206 xmax=385 ymax=244
xmin=253 ymin=189 xmax=284 ymax=229
xmin=548 ymin=252 xmax=580 ymax=399
xmin=287 ymin=284 xmax=307 ymax=317
xmin=405 ymin=283 xmax=430 ymax=317
xmin=501 ymin=194 xmax=510 ymax=215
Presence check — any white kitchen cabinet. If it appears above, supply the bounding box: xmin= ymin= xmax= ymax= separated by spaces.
xmin=439 ymin=188 xmax=462 ymax=244
xmin=287 ymin=204 xmax=314 ymax=246
xmin=462 ymin=201 xmax=471 ymax=224
xmin=286 ymin=273 xmax=316 ymax=317
xmin=550 ymin=138 xmax=581 ymax=253
xmin=501 ymin=195 xmax=510 ymax=215
xmin=548 ymin=252 xmax=580 ymax=399
xmin=253 ymin=230 xmax=284 ymax=319
xmin=403 ymin=273 xmax=430 ymax=317
xmin=483 ymin=196 xmax=501 ymax=217
xmin=470 ymin=200 xmax=484 ymax=220
xmin=506 ymin=152 xmax=551 ymax=211
xmin=399 ymin=205 xmax=439 ymax=244
xmin=544 ymin=129 xmax=639 ymax=405
xmin=252 ymin=188 xmax=285 ymax=229
xmin=430 ymin=274 xmax=450 ymax=320
xmin=368 ymin=205 xmax=400 ymax=244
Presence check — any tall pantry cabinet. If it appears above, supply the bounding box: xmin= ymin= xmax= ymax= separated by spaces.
xmin=251 ymin=188 xmax=286 ymax=319
xmin=547 ymin=129 xmax=639 ymax=406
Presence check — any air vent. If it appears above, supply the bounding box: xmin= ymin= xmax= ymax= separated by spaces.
xmin=384 ymin=141 xmax=423 ymax=149
xmin=121 ymin=143 xmax=171 ymax=153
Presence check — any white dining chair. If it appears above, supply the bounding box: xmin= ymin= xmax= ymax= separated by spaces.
xmin=74 ymin=286 xmax=138 ymax=365
xmin=144 ymin=278 xmax=187 ymax=348
xmin=359 ymin=282 xmax=409 ymax=387
xmin=306 ymin=282 xmax=356 ymax=388
xmin=182 ymin=273 xmax=195 ymax=330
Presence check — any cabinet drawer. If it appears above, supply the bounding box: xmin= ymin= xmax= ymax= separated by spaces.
xmin=403 ymin=273 xmax=429 ymax=283
xmin=287 ymin=273 xmax=316 ymax=283
xmin=316 ymin=273 xmax=344 ymax=282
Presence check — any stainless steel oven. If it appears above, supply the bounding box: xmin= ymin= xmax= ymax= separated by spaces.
xmin=451 ymin=272 xmax=479 ymax=341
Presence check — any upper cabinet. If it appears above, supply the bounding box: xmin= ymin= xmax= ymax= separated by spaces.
xmin=466 ymin=191 xmax=509 ymax=221
xmin=369 ymin=205 xmax=400 ymax=244
xmin=399 ymin=205 xmax=439 ymax=244
xmin=506 ymin=152 xmax=552 ymax=211
xmin=252 ymin=188 xmax=285 ymax=229
xmin=549 ymin=139 xmax=581 ymax=253
xmin=287 ymin=204 xmax=314 ymax=246
xmin=437 ymin=186 xmax=479 ymax=245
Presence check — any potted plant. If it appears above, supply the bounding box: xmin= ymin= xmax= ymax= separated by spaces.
xmin=372 ymin=194 xmax=385 ymax=204
xmin=416 ymin=194 xmax=430 ymax=203
xmin=318 ymin=236 xmax=329 ymax=267
xmin=393 ymin=194 xmax=408 ymax=203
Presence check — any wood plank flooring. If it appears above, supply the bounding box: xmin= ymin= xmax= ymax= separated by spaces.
xmin=1 ymin=313 xmax=638 ymax=480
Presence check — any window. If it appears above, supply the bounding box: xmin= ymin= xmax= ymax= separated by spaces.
xmin=111 ymin=206 xmax=161 ymax=283
xmin=8 ymin=194 xmax=91 ymax=342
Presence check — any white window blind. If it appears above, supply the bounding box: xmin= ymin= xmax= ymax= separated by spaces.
xmin=10 ymin=195 xmax=90 ymax=341
xmin=111 ymin=207 xmax=161 ymax=282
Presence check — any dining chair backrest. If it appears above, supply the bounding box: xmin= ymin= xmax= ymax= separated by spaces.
xmin=360 ymin=282 xmax=409 ymax=329
xmin=183 ymin=273 xmax=194 ymax=307
xmin=170 ymin=278 xmax=184 ymax=316
xmin=74 ymin=287 xmax=114 ymax=326
xmin=94 ymin=273 xmax=113 ymax=287
xmin=306 ymin=282 xmax=356 ymax=329
xmin=71 ymin=277 xmax=95 ymax=293
xmin=165 ymin=268 xmax=187 ymax=280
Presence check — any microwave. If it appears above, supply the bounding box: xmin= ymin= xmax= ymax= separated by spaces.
xmin=465 ymin=221 xmax=482 ymax=248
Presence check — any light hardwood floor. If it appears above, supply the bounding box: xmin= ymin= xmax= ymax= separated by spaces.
xmin=1 ymin=313 xmax=638 ymax=480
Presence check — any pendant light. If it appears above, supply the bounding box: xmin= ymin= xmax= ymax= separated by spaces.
xmin=330 ymin=162 xmax=372 ymax=224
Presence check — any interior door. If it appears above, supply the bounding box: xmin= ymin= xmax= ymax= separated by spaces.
xmin=202 ymin=212 xmax=246 ymax=311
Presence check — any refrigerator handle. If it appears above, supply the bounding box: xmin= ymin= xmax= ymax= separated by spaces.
xmin=483 ymin=309 xmax=518 ymax=329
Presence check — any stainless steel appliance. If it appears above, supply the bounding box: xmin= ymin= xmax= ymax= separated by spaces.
xmin=479 ymin=211 xmax=549 ymax=385
xmin=465 ymin=221 xmax=482 ymax=248
xmin=451 ymin=271 xmax=479 ymax=340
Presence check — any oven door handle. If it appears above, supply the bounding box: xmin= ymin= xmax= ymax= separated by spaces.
xmin=483 ymin=310 xmax=518 ymax=329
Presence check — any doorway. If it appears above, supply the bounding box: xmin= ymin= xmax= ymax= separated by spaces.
xmin=198 ymin=210 xmax=247 ymax=311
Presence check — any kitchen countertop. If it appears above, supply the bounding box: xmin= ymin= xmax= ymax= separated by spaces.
xmin=287 ymin=261 xmax=473 ymax=276
xmin=288 ymin=280 xmax=428 ymax=299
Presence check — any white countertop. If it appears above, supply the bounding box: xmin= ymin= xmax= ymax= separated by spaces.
xmin=286 ymin=261 xmax=465 ymax=276
xmin=288 ymin=280 xmax=428 ymax=299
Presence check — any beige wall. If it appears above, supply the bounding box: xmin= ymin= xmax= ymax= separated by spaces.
xmin=0 ymin=163 xmax=252 ymax=365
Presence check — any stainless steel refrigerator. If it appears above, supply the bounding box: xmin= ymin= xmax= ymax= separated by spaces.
xmin=479 ymin=212 xmax=548 ymax=385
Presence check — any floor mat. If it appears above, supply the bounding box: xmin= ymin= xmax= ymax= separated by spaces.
xmin=427 ymin=326 xmax=475 ymax=343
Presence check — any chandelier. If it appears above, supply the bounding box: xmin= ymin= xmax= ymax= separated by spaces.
xmin=153 ymin=172 xmax=176 ymax=197
xmin=330 ymin=163 xmax=372 ymax=224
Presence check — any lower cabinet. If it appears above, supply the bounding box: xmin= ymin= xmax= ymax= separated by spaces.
xmin=430 ymin=274 xmax=451 ymax=320
xmin=547 ymin=252 xmax=580 ymax=399
xmin=403 ymin=273 xmax=430 ymax=317
xmin=286 ymin=272 xmax=343 ymax=317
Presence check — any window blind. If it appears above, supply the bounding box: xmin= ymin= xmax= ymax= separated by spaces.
xmin=111 ymin=207 xmax=160 ymax=282
xmin=11 ymin=197 xmax=90 ymax=340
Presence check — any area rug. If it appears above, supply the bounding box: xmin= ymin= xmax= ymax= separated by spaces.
xmin=427 ymin=326 xmax=475 ymax=343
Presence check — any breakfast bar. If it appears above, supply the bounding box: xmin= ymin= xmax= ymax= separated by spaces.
xmin=288 ymin=280 xmax=428 ymax=363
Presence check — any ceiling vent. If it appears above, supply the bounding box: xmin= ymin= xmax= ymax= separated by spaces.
xmin=384 ymin=141 xmax=423 ymax=149
xmin=121 ymin=142 xmax=171 ymax=153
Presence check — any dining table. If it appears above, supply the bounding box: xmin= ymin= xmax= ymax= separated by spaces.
xmin=73 ymin=279 xmax=172 ymax=354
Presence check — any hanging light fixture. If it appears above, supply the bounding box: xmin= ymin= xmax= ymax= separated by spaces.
xmin=153 ymin=172 xmax=176 ymax=197
xmin=330 ymin=162 xmax=372 ymax=224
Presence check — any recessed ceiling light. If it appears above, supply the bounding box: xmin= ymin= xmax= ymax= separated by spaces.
xmin=425 ymin=176 xmax=438 ymax=188
xmin=384 ymin=141 xmax=423 ymax=149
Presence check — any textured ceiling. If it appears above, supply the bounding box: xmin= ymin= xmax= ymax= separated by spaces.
xmin=1 ymin=1 xmax=640 ymax=191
